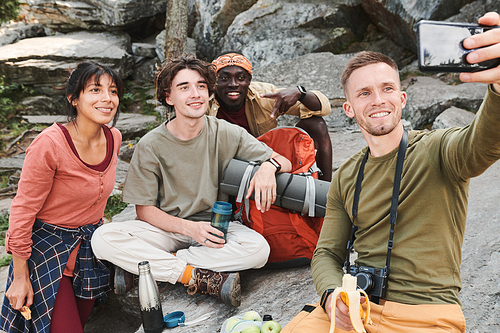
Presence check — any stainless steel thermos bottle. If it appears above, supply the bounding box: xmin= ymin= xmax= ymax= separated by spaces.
xmin=138 ymin=261 xmax=164 ymax=333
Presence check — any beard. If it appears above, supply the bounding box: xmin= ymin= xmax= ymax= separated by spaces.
xmin=355 ymin=110 xmax=402 ymax=137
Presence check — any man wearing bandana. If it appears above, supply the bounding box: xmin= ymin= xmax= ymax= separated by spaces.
xmin=208 ymin=52 xmax=333 ymax=181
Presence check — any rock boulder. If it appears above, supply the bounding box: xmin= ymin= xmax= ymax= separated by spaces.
xmin=0 ymin=31 xmax=134 ymax=94
xmin=432 ymin=106 xmax=475 ymax=129
xmin=191 ymin=0 xmax=258 ymax=60
xmin=404 ymin=80 xmax=486 ymax=129
xmin=221 ymin=0 xmax=369 ymax=68
xmin=26 ymin=0 xmax=167 ymax=31
xmin=0 ymin=21 xmax=47 ymax=47
xmin=360 ymin=0 xmax=475 ymax=52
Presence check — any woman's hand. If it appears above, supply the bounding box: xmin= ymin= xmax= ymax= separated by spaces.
xmin=5 ymin=255 xmax=33 ymax=311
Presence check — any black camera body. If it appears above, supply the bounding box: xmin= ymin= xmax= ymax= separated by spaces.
xmin=349 ymin=265 xmax=388 ymax=298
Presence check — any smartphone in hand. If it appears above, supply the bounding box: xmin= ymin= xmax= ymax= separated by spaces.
xmin=417 ymin=20 xmax=500 ymax=73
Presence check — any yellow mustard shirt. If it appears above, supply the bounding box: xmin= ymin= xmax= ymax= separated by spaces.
xmin=207 ymin=81 xmax=331 ymax=137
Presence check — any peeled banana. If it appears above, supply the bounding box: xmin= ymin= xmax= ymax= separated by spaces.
xmin=328 ymin=274 xmax=373 ymax=333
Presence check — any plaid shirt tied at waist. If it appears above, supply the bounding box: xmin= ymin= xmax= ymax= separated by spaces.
xmin=0 ymin=219 xmax=111 ymax=333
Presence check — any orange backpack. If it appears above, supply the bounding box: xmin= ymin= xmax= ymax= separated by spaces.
xmin=235 ymin=127 xmax=324 ymax=269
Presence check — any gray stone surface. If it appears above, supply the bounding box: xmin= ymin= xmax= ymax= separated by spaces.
xmin=361 ymin=0 xmax=475 ymax=52
xmin=26 ymin=0 xmax=168 ymax=31
xmin=404 ymin=81 xmax=486 ymax=129
xmin=220 ymin=0 xmax=367 ymax=68
xmin=0 ymin=154 xmax=25 ymax=172
xmin=0 ymin=31 xmax=133 ymax=90
xmin=447 ymin=0 xmax=500 ymax=23
xmin=253 ymin=52 xmax=352 ymax=103
xmin=0 ymin=199 xmax=13 ymax=215
xmin=20 ymin=95 xmax=66 ymax=116
xmin=22 ymin=115 xmax=66 ymax=124
xmin=432 ymin=106 xmax=476 ymax=129
xmin=21 ymin=113 xmax=158 ymax=140
xmin=460 ymin=160 xmax=500 ymax=333
xmin=132 ymin=42 xmax=157 ymax=59
xmin=0 ymin=21 xmax=46 ymax=47
xmin=154 ymin=31 xmax=196 ymax=62
xmin=113 ymin=113 xmax=158 ymax=140
xmin=115 ymin=159 xmax=130 ymax=187
xmin=192 ymin=0 xmax=258 ymax=60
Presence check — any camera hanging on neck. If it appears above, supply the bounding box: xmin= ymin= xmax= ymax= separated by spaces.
xmin=344 ymin=129 xmax=408 ymax=304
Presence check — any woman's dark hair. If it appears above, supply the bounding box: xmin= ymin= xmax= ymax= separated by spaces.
xmin=65 ymin=62 xmax=125 ymax=127
xmin=155 ymin=54 xmax=217 ymax=107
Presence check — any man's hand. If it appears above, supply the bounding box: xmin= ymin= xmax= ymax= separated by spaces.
xmin=182 ymin=221 xmax=226 ymax=248
xmin=136 ymin=205 xmax=226 ymax=248
xmin=261 ymin=87 xmax=302 ymax=119
xmin=325 ymin=292 xmax=367 ymax=331
xmin=246 ymin=161 xmax=277 ymax=213
xmin=460 ymin=12 xmax=500 ymax=92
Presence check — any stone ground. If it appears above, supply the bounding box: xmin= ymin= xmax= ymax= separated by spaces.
xmin=0 ymin=130 xmax=499 ymax=332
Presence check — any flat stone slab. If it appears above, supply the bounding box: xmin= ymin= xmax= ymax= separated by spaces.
xmin=432 ymin=106 xmax=476 ymax=130
xmin=0 ymin=31 xmax=133 ymax=87
xmin=0 ymin=199 xmax=12 ymax=214
xmin=0 ymin=154 xmax=25 ymax=171
xmin=28 ymin=0 xmax=167 ymax=30
xmin=22 ymin=113 xmax=158 ymax=140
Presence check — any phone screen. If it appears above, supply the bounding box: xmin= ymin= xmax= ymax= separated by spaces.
xmin=418 ymin=20 xmax=500 ymax=72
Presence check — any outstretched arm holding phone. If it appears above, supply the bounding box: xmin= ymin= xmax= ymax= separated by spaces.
xmin=293 ymin=11 xmax=500 ymax=333
xmin=461 ymin=12 xmax=500 ymax=91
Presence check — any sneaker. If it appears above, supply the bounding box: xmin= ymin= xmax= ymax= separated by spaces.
xmin=114 ymin=266 xmax=138 ymax=294
xmin=185 ymin=268 xmax=241 ymax=307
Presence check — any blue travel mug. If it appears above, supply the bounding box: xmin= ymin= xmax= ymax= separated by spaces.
xmin=210 ymin=201 xmax=232 ymax=241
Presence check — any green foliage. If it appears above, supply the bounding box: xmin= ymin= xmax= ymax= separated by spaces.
xmin=104 ymin=194 xmax=128 ymax=220
xmin=120 ymin=92 xmax=135 ymax=110
xmin=0 ymin=254 xmax=12 ymax=267
xmin=0 ymin=0 xmax=21 ymax=24
xmin=0 ymin=214 xmax=9 ymax=247
xmin=121 ymin=83 xmax=162 ymax=121
xmin=0 ymin=214 xmax=8 ymax=232
xmin=0 ymin=175 xmax=9 ymax=189
xmin=0 ymin=75 xmax=36 ymax=129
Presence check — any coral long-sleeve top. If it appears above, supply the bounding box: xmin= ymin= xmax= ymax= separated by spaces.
xmin=6 ymin=123 xmax=122 ymax=260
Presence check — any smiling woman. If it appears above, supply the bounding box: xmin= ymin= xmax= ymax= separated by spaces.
xmin=0 ymin=62 xmax=124 ymax=333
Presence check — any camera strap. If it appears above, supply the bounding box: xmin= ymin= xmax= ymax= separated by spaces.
xmin=343 ymin=129 xmax=409 ymax=298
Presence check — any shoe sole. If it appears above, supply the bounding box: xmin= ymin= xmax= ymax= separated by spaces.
xmin=220 ymin=272 xmax=241 ymax=307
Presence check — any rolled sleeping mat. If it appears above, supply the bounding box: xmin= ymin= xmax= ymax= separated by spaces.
xmin=220 ymin=158 xmax=330 ymax=218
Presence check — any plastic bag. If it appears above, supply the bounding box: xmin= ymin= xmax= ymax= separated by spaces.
xmin=221 ymin=313 xmax=263 ymax=333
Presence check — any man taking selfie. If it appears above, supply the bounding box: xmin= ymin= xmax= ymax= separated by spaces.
xmin=283 ymin=11 xmax=500 ymax=333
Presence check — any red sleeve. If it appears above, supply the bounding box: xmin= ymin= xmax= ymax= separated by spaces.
xmin=6 ymin=131 xmax=58 ymax=260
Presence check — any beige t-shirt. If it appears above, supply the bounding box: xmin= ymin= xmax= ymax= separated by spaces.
xmin=122 ymin=116 xmax=272 ymax=221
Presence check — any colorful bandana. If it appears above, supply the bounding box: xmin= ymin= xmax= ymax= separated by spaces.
xmin=212 ymin=53 xmax=253 ymax=74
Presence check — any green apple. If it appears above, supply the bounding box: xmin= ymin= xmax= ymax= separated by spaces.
xmin=241 ymin=326 xmax=261 ymax=333
xmin=261 ymin=320 xmax=281 ymax=333
xmin=242 ymin=310 xmax=262 ymax=322
xmin=226 ymin=317 xmax=241 ymax=331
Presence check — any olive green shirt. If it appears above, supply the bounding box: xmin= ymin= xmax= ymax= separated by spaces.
xmin=122 ymin=116 xmax=272 ymax=222
xmin=312 ymin=86 xmax=500 ymax=306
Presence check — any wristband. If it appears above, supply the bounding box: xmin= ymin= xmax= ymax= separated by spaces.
xmin=265 ymin=158 xmax=281 ymax=173
xmin=320 ymin=288 xmax=336 ymax=310
xmin=297 ymin=85 xmax=307 ymax=102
